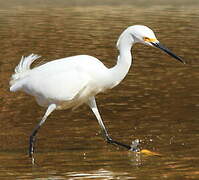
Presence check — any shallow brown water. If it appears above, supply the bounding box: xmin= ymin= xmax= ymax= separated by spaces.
xmin=0 ymin=0 xmax=199 ymax=179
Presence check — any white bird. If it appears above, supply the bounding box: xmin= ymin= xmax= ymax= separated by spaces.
xmin=10 ymin=25 xmax=184 ymax=161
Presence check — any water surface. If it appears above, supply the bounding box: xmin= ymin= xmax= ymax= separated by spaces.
xmin=0 ymin=0 xmax=199 ymax=179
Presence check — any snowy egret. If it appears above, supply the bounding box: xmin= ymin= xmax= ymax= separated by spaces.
xmin=10 ymin=25 xmax=184 ymax=161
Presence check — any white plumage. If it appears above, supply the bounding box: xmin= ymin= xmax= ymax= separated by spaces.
xmin=10 ymin=25 xmax=184 ymax=163
xmin=10 ymin=54 xmax=115 ymax=109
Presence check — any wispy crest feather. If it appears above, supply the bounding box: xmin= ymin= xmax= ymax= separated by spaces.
xmin=10 ymin=54 xmax=41 ymax=86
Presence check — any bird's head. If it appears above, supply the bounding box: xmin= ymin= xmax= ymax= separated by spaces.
xmin=117 ymin=25 xmax=185 ymax=64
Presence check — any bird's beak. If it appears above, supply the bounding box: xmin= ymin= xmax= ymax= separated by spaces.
xmin=151 ymin=42 xmax=185 ymax=64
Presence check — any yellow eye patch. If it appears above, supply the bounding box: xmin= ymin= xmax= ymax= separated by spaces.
xmin=143 ymin=37 xmax=157 ymax=42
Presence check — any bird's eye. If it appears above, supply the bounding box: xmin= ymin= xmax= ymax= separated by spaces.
xmin=143 ymin=37 xmax=150 ymax=42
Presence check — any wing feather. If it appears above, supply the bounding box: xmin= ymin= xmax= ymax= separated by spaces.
xmin=23 ymin=68 xmax=91 ymax=102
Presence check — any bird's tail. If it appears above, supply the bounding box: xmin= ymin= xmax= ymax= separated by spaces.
xmin=10 ymin=54 xmax=41 ymax=91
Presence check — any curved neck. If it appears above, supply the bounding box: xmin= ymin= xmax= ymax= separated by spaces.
xmin=109 ymin=33 xmax=134 ymax=87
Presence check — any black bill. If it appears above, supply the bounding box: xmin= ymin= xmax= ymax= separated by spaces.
xmin=151 ymin=42 xmax=185 ymax=64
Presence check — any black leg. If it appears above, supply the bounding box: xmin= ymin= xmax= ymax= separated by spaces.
xmin=29 ymin=125 xmax=40 ymax=158
xmin=88 ymin=97 xmax=140 ymax=152
xmin=29 ymin=104 xmax=56 ymax=164
xmin=106 ymin=135 xmax=131 ymax=150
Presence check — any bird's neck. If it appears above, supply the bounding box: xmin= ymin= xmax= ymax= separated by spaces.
xmin=109 ymin=34 xmax=134 ymax=88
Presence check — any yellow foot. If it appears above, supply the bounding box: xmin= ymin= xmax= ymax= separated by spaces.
xmin=140 ymin=149 xmax=161 ymax=156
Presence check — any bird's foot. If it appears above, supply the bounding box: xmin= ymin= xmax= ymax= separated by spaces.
xmin=29 ymin=149 xmax=35 ymax=165
xmin=30 ymin=155 xmax=35 ymax=165
xmin=29 ymin=136 xmax=36 ymax=165
xmin=130 ymin=139 xmax=140 ymax=152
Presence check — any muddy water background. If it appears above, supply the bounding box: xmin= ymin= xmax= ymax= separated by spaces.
xmin=0 ymin=0 xmax=199 ymax=179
